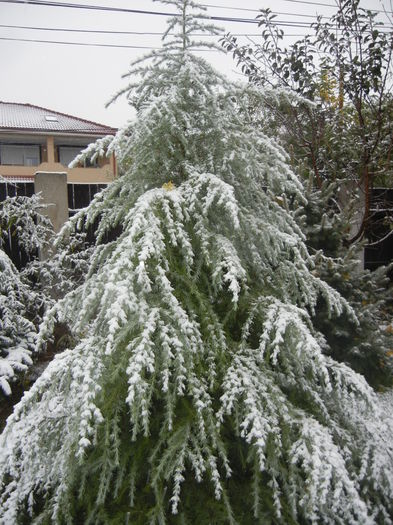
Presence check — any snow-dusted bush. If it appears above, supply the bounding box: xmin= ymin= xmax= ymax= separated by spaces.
xmin=298 ymin=181 xmax=393 ymax=388
xmin=0 ymin=192 xmax=90 ymax=396
xmin=0 ymin=251 xmax=36 ymax=396
xmin=0 ymin=1 xmax=392 ymax=523
xmin=0 ymin=193 xmax=51 ymax=396
xmin=0 ymin=192 xmax=52 ymax=257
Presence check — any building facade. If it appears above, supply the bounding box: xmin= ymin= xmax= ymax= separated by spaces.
xmin=0 ymin=102 xmax=117 ymax=184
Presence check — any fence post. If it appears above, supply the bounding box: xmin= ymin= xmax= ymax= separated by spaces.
xmin=34 ymin=172 xmax=69 ymax=263
xmin=34 ymin=171 xmax=69 ymax=233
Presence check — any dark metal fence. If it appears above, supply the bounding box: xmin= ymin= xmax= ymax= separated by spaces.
xmin=0 ymin=181 xmax=34 ymax=200
xmin=0 ymin=182 xmax=35 ymax=268
xmin=365 ymin=188 xmax=393 ymax=274
xmin=67 ymin=183 xmax=107 ymax=214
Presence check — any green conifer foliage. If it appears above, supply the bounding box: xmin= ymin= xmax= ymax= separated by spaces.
xmin=298 ymin=181 xmax=393 ymax=389
xmin=0 ymin=2 xmax=392 ymax=523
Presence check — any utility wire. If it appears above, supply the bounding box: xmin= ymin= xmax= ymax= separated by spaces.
xmin=0 ymin=0 xmax=254 ymax=23
xmin=1 ymin=21 xmax=392 ymax=35
xmin=0 ymin=24 xmax=313 ymax=36
xmin=0 ymin=0 xmax=391 ymax=44
xmin=0 ymin=20 xmax=320 ymax=31
xmin=200 ymin=0 xmax=392 ymax=15
xmin=0 ymin=25 xmax=174 ymax=36
xmin=0 ymin=0 xmax=391 ymax=20
xmin=273 ymin=0 xmax=339 ymax=6
xmin=272 ymin=0 xmax=390 ymax=10
xmin=200 ymin=3 xmax=267 ymax=13
xmin=200 ymin=3 xmax=330 ymax=17
xmin=1 ymin=0 xmax=176 ymax=16
xmin=0 ymin=34 xmax=373 ymax=52
xmin=0 ymin=36 xmax=218 ymax=50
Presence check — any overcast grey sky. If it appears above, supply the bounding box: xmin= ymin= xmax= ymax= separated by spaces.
xmin=0 ymin=0 xmax=391 ymax=129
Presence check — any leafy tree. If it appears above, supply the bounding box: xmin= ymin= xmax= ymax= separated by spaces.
xmin=0 ymin=2 xmax=392 ymax=524
xmin=222 ymin=0 xmax=393 ymax=243
xmin=222 ymin=0 xmax=393 ymax=383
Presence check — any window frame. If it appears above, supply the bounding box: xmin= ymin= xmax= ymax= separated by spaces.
xmin=0 ymin=143 xmax=41 ymax=167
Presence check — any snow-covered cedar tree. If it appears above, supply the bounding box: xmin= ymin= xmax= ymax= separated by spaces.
xmin=0 ymin=1 xmax=392 ymax=523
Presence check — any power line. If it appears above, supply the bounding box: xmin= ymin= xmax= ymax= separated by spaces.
xmin=0 ymin=24 xmax=315 ymax=38
xmin=278 ymin=0 xmax=392 ymax=12
xmin=0 ymin=21 xmax=321 ymax=34
xmin=201 ymin=3 xmax=330 ymax=18
xmin=0 ymin=35 xmax=218 ymax=50
xmin=0 ymin=0 xmax=254 ymax=23
xmin=201 ymin=3 xmax=263 ymax=13
xmin=1 ymin=20 xmax=392 ymax=48
xmin=0 ymin=24 xmax=171 ymax=36
xmin=2 ymin=21 xmax=392 ymax=36
xmin=0 ymin=0 xmax=310 ymax=28
xmin=271 ymin=0 xmax=338 ymax=6
xmin=1 ymin=33 xmax=382 ymax=51
xmin=204 ymin=0 xmax=392 ymax=14
xmin=0 ymin=0 xmax=259 ymax=25
xmin=0 ymin=24 xmax=308 ymax=36
xmin=0 ymin=0 xmax=391 ymax=21
xmin=0 ymin=0 xmax=176 ymax=16
xmin=0 ymin=0 xmax=391 ymax=44
xmin=0 ymin=0 xmax=330 ymax=10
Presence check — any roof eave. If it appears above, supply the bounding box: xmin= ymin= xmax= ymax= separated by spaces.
xmin=0 ymin=128 xmax=117 ymax=137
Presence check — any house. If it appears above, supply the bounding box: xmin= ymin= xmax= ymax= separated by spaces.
xmin=0 ymin=101 xmax=117 ymax=185
xmin=0 ymin=102 xmax=118 ymax=239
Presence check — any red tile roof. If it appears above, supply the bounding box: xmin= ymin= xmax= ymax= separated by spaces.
xmin=0 ymin=102 xmax=117 ymax=135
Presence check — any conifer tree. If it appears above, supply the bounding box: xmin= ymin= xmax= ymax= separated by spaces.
xmin=0 ymin=2 xmax=392 ymax=523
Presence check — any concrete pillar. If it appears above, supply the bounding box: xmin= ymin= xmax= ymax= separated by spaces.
xmin=34 ymin=171 xmax=68 ymax=233
xmin=34 ymin=172 xmax=69 ymax=296
xmin=46 ymin=136 xmax=55 ymax=164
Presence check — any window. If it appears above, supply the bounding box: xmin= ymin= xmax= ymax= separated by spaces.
xmin=0 ymin=144 xmax=40 ymax=166
xmin=58 ymin=146 xmax=97 ymax=168
xmin=58 ymin=146 xmax=82 ymax=167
